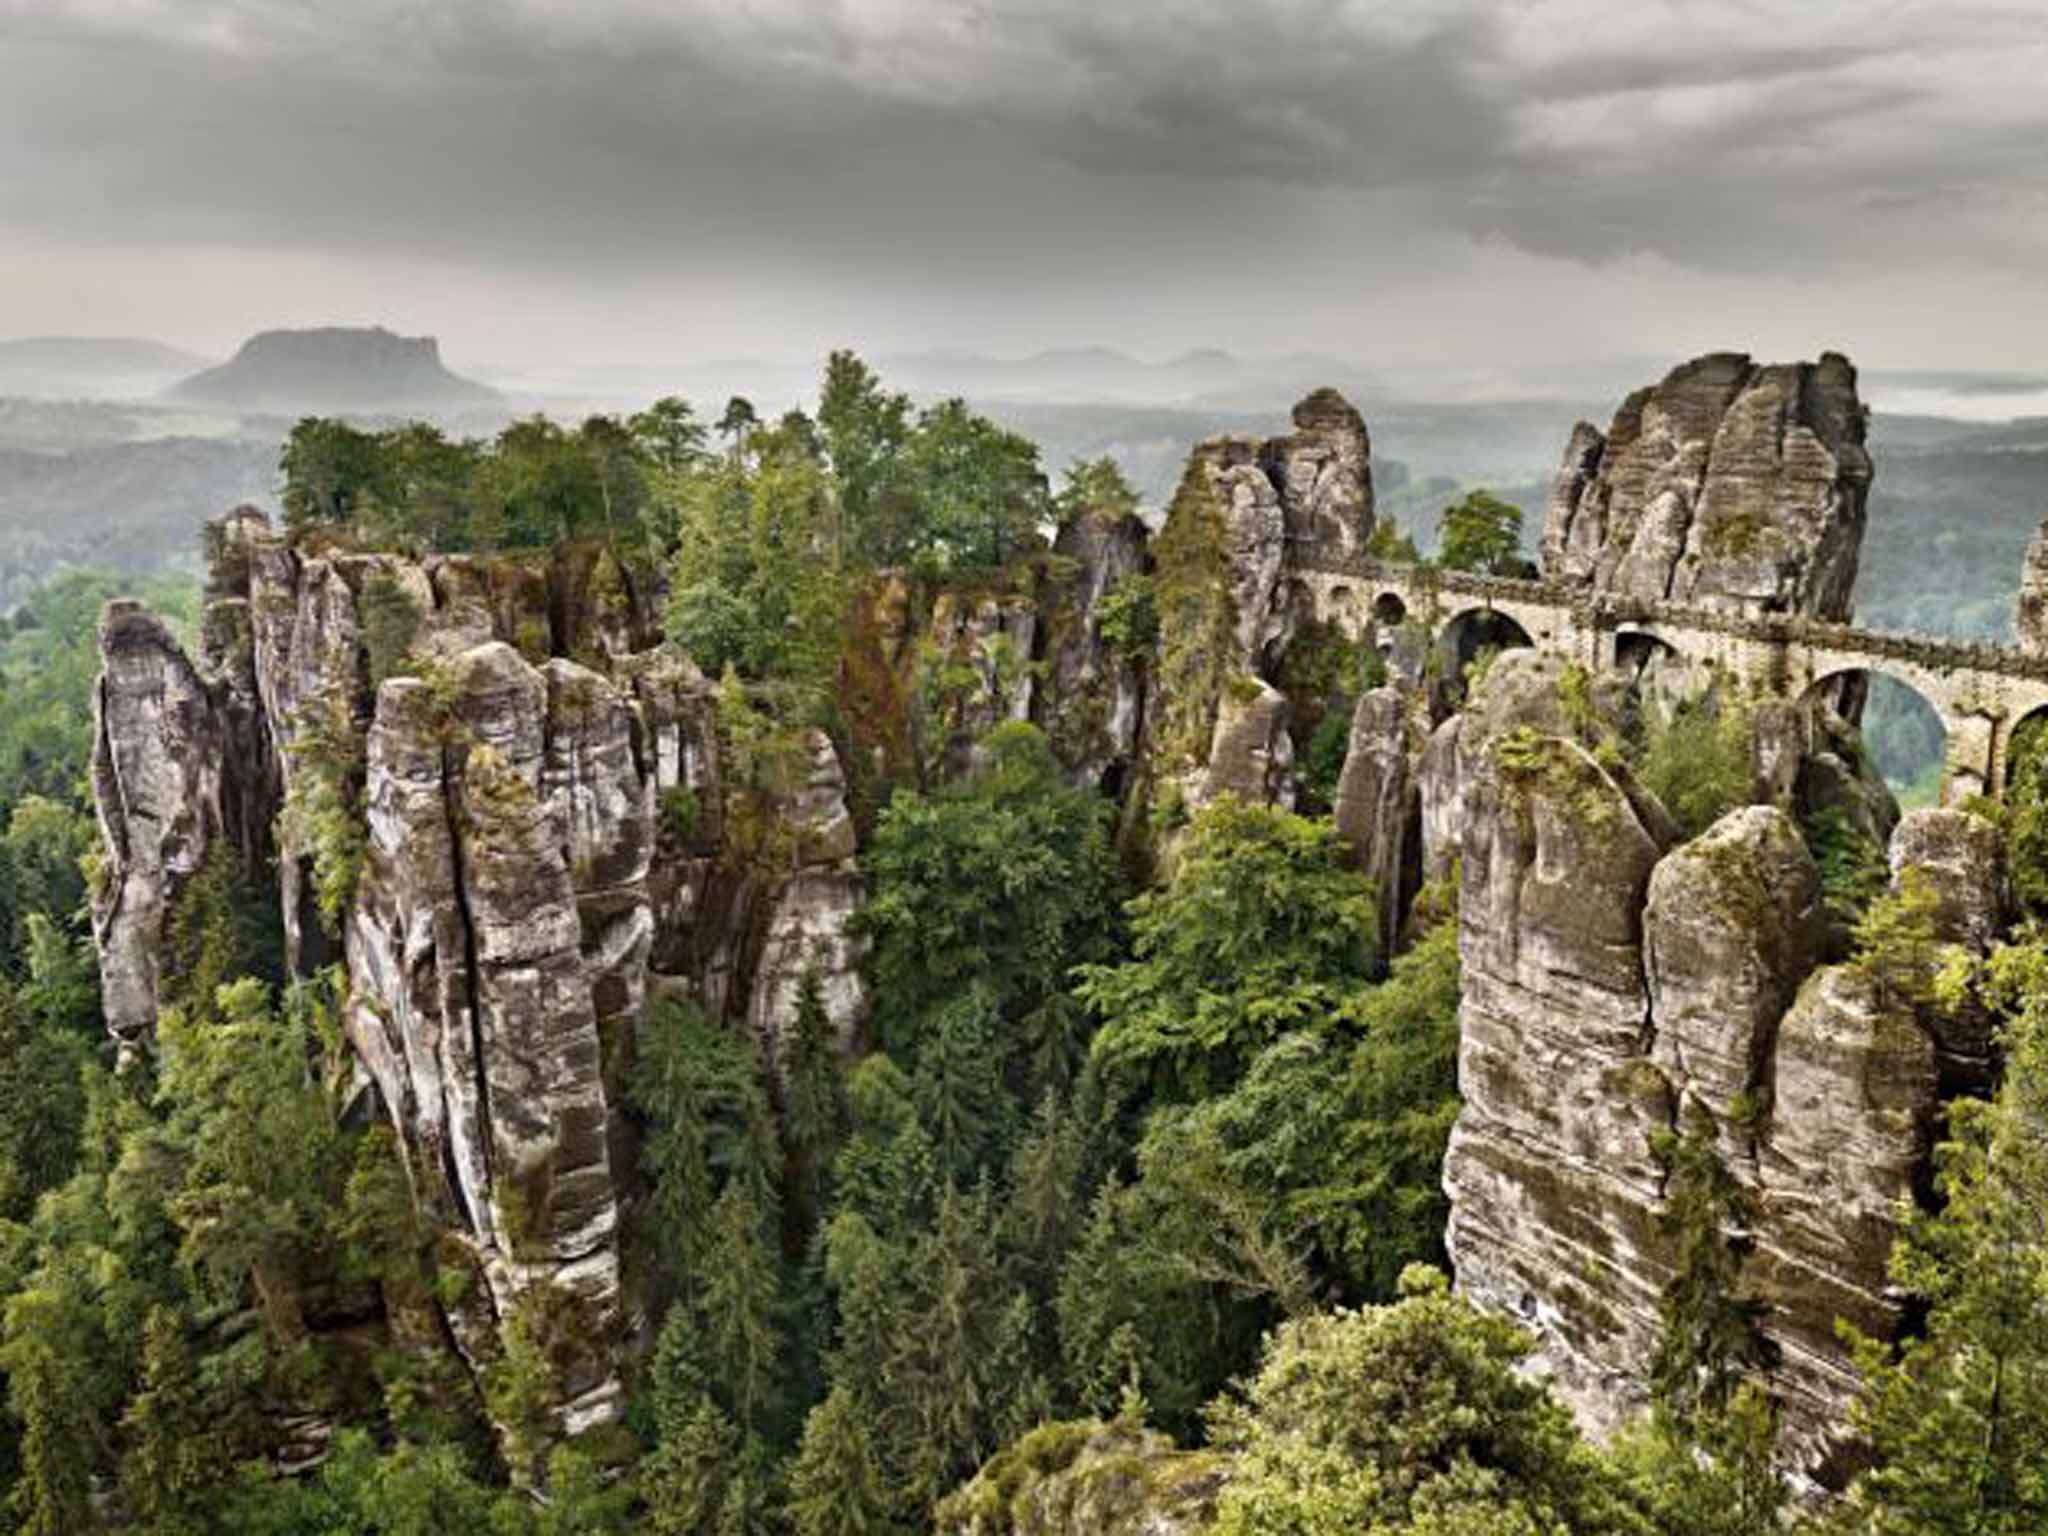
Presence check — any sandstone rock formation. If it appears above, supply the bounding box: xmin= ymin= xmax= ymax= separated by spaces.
xmin=1440 ymin=649 xmax=1981 ymax=1483
xmin=91 ymin=601 xmax=240 ymax=1048
xmin=936 ymin=1422 xmax=1224 ymax=1536
xmin=1332 ymin=686 xmax=1425 ymax=944
xmin=1260 ymin=386 xmax=1375 ymax=555
xmin=89 ymin=508 xmax=868 ymax=1438
xmin=1199 ymin=677 xmax=1295 ymax=809
xmin=1040 ymin=505 xmax=1150 ymax=790
xmin=2017 ymin=515 xmax=2048 ymax=655
xmin=1150 ymin=389 xmax=1373 ymax=785
xmin=1541 ymin=352 xmax=1871 ymax=620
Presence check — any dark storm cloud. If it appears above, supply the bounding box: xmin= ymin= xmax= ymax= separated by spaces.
xmin=2 ymin=0 xmax=2044 ymax=363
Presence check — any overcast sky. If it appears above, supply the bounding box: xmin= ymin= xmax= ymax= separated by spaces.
xmin=3 ymin=0 xmax=2045 ymax=382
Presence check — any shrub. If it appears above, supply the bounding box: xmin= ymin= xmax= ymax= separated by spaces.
xmin=1096 ymin=572 xmax=1158 ymax=661
xmin=1632 ymin=694 xmax=1754 ymax=840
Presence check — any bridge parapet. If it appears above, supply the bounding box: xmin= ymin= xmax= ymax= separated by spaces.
xmin=1290 ymin=541 xmax=2048 ymax=799
xmin=1294 ymin=542 xmax=2048 ymax=685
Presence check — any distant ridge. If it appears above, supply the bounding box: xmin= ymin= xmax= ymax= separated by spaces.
xmin=168 ymin=325 xmax=499 ymax=414
xmin=0 ymin=336 xmax=213 ymax=399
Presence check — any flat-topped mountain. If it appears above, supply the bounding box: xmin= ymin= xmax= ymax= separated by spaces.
xmin=167 ymin=325 xmax=499 ymax=414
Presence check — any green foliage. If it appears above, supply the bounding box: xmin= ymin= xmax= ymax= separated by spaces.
xmin=860 ymin=722 xmax=1117 ymax=1092
xmin=282 ymin=411 xmax=661 ymax=554
xmin=1630 ymin=692 xmax=1755 ymax=841
xmin=658 ymin=781 xmax=700 ymax=847
xmin=1805 ymin=804 xmax=1892 ymax=927
xmin=664 ymin=436 xmax=846 ymax=686
xmin=1079 ymin=797 xmax=1377 ymax=1097
xmin=1054 ymin=457 xmax=1142 ymax=525
xmin=1609 ymin=1384 xmax=1786 ymax=1536
xmin=1299 ymin=709 xmax=1353 ymax=815
xmin=819 ymin=350 xmax=915 ymax=565
xmin=1436 ymin=489 xmax=1525 ymax=575
xmin=1850 ymin=866 xmax=1949 ymax=1012
xmin=2003 ymin=712 xmax=2048 ymax=916
xmin=1365 ymin=517 xmax=1421 ymax=563
xmin=788 ymin=1386 xmax=895 ymax=1536
xmin=902 ymin=398 xmax=1048 ymax=570
xmin=627 ymin=995 xmax=780 ymax=1307
xmin=1840 ymin=929 xmax=2048 ymax=1533
xmin=278 ymin=696 xmax=368 ymax=935
xmin=1149 ymin=456 xmax=1239 ymax=768
xmin=1095 ymin=571 xmax=1159 ymax=661
xmin=1648 ymin=1102 xmax=1765 ymax=1421
xmin=360 ymin=569 xmax=424 ymax=688
xmin=1208 ymin=1267 xmax=1644 ymax=1536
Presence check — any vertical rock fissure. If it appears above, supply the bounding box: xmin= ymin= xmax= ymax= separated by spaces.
xmin=439 ymin=734 xmax=495 ymax=1233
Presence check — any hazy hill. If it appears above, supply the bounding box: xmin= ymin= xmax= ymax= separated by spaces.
xmin=0 ymin=336 xmax=213 ymax=400
xmin=169 ymin=326 xmax=500 ymax=414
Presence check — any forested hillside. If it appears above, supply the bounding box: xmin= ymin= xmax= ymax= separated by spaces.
xmin=0 ymin=353 xmax=2044 ymax=1536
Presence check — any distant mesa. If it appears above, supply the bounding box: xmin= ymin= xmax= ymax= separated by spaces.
xmin=167 ymin=325 xmax=499 ymax=414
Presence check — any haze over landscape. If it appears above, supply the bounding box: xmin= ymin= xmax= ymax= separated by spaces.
xmin=7 ymin=4 xmax=2048 ymax=1533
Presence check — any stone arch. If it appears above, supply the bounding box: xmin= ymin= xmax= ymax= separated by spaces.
xmin=1799 ymin=664 xmax=1950 ymax=806
xmin=1436 ymin=605 xmax=1535 ymax=710
xmin=1373 ymin=589 xmax=1409 ymax=627
xmin=1612 ymin=626 xmax=1679 ymax=679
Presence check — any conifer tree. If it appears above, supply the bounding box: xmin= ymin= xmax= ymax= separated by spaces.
xmin=788 ymin=1387 xmax=894 ymax=1536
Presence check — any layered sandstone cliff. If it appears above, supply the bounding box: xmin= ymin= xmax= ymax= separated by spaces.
xmin=89 ymin=512 xmax=870 ymax=1432
xmin=1541 ymin=352 xmax=1871 ymax=619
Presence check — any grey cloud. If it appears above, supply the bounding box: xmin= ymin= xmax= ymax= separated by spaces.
xmin=3 ymin=0 xmax=2046 ymax=365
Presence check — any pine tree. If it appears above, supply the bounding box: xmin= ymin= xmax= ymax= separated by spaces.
xmin=781 ymin=967 xmax=846 ymax=1245
xmin=1650 ymin=1100 xmax=1766 ymax=1420
xmin=1843 ymin=935 xmax=2048 ymax=1533
xmin=694 ymin=1182 xmax=785 ymax=1436
xmin=787 ymin=1387 xmax=895 ymax=1536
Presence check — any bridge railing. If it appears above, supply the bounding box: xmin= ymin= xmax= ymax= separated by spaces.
xmin=1290 ymin=542 xmax=2048 ymax=685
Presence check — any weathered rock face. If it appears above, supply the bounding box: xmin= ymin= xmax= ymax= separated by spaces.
xmin=1260 ymin=386 xmax=1375 ymax=555
xmin=936 ymin=1422 xmax=1224 ymax=1536
xmin=2017 ymin=515 xmax=2048 ymax=655
xmin=1199 ymin=677 xmax=1295 ymax=809
xmin=1150 ymin=390 xmax=1374 ymax=784
xmin=1442 ymin=657 xmax=1673 ymax=1435
xmin=346 ymin=644 xmax=632 ymax=1428
xmin=925 ymin=588 xmax=1040 ymax=777
xmin=89 ymin=508 xmax=869 ymax=1439
xmin=1643 ymin=806 xmax=1828 ymax=1150
xmin=91 ymin=602 xmax=238 ymax=1047
xmin=1888 ymin=807 xmax=2007 ymax=1095
xmin=1041 ymin=506 xmax=1150 ymax=791
xmin=1540 ymin=352 xmax=1871 ymax=620
xmin=1332 ymin=686 xmax=1425 ymax=945
xmin=1753 ymin=961 xmax=1936 ymax=1480
xmin=1441 ymin=644 xmax=1970 ymax=1483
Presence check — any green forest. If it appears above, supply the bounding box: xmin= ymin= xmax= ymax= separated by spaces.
xmin=0 ymin=353 xmax=2041 ymax=1535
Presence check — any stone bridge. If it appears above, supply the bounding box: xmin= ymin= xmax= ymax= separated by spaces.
xmin=1293 ymin=549 xmax=2048 ymax=801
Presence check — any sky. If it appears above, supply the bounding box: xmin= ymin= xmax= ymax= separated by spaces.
xmin=3 ymin=0 xmax=2046 ymax=385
